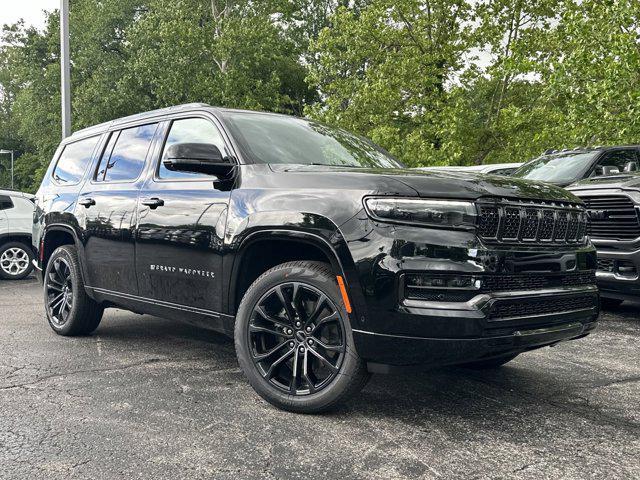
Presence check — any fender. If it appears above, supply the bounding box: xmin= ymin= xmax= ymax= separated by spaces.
xmin=40 ymin=224 xmax=91 ymax=289
xmin=225 ymin=218 xmax=369 ymax=330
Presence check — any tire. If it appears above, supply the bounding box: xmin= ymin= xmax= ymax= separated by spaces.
xmin=460 ymin=353 xmax=519 ymax=370
xmin=0 ymin=241 xmax=34 ymax=280
xmin=235 ymin=261 xmax=370 ymax=413
xmin=44 ymin=245 xmax=104 ymax=336
xmin=601 ymin=297 xmax=623 ymax=309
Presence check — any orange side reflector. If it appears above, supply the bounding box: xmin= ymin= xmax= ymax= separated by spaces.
xmin=336 ymin=275 xmax=352 ymax=314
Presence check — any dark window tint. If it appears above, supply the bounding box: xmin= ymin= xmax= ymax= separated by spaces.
xmin=52 ymin=136 xmax=100 ymax=185
xmin=0 ymin=195 xmax=13 ymax=210
xmin=158 ymin=118 xmax=229 ymax=179
xmin=96 ymin=123 xmax=158 ymax=182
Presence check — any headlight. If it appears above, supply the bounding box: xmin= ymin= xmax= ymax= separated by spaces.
xmin=363 ymin=197 xmax=476 ymax=229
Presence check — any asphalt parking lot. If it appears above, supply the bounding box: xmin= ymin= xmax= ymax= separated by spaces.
xmin=0 ymin=277 xmax=638 ymax=480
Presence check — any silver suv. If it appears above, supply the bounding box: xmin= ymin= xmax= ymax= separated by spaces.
xmin=0 ymin=190 xmax=35 ymax=280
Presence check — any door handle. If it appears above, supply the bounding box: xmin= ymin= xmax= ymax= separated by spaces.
xmin=78 ymin=197 xmax=95 ymax=208
xmin=141 ymin=197 xmax=164 ymax=209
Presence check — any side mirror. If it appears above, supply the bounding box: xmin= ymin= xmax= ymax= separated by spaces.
xmin=163 ymin=143 xmax=235 ymax=177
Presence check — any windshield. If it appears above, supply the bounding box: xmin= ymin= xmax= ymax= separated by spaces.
xmin=513 ymin=152 xmax=598 ymax=184
xmin=223 ymin=112 xmax=404 ymax=168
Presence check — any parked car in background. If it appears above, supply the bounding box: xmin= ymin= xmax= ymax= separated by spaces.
xmin=0 ymin=189 xmax=35 ymax=280
xmin=568 ymin=172 xmax=640 ymax=307
xmin=417 ymin=163 xmax=522 ymax=176
xmin=513 ymin=146 xmax=640 ymax=187
xmin=34 ymin=104 xmax=598 ymax=413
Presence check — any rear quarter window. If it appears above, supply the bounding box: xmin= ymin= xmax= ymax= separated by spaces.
xmin=0 ymin=195 xmax=13 ymax=210
xmin=52 ymin=135 xmax=101 ymax=185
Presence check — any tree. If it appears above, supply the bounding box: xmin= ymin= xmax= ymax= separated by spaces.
xmin=307 ymin=0 xmax=473 ymax=166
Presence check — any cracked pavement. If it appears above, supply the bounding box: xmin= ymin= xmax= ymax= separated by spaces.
xmin=0 ymin=277 xmax=638 ymax=479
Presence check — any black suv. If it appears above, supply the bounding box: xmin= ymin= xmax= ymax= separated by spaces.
xmin=34 ymin=103 xmax=599 ymax=413
xmin=569 ymin=173 xmax=640 ymax=306
xmin=513 ymin=146 xmax=640 ymax=187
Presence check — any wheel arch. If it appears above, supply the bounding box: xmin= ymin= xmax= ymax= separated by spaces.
xmin=0 ymin=233 xmax=34 ymax=251
xmin=227 ymin=228 xmax=359 ymax=319
xmin=41 ymin=225 xmax=82 ymax=275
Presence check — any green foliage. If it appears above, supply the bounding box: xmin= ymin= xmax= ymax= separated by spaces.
xmin=1 ymin=0 xmax=640 ymax=191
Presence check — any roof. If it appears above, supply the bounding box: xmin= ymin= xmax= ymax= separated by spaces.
xmin=0 ymin=189 xmax=34 ymax=198
xmin=70 ymin=103 xmax=213 ymax=138
xmin=543 ymin=145 xmax=640 ymax=156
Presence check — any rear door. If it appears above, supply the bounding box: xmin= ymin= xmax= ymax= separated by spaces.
xmin=135 ymin=115 xmax=234 ymax=316
xmin=76 ymin=122 xmax=160 ymax=295
xmin=0 ymin=196 xmax=10 ymax=236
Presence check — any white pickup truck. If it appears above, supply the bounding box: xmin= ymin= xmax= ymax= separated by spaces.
xmin=0 ymin=189 xmax=35 ymax=279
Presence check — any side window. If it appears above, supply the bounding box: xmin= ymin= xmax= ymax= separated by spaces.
xmin=0 ymin=195 xmax=13 ymax=210
xmin=52 ymin=135 xmax=101 ymax=185
xmin=95 ymin=123 xmax=158 ymax=182
xmin=158 ymin=118 xmax=229 ymax=180
xmin=594 ymin=150 xmax=639 ymax=175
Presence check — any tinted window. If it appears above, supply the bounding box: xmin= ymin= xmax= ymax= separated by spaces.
xmin=224 ymin=112 xmax=403 ymax=168
xmin=0 ymin=195 xmax=13 ymax=210
xmin=159 ymin=118 xmax=229 ymax=179
xmin=96 ymin=123 xmax=158 ymax=182
xmin=52 ymin=136 xmax=100 ymax=185
xmin=594 ymin=150 xmax=639 ymax=174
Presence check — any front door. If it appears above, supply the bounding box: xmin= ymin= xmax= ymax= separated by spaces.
xmin=135 ymin=116 xmax=233 ymax=316
xmin=77 ymin=122 xmax=160 ymax=294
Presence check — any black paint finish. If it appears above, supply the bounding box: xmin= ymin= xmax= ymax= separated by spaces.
xmin=34 ymin=104 xmax=599 ymax=369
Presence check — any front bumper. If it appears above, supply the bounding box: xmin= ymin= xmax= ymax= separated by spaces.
xmin=343 ymin=219 xmax=599 ymax=367
xmin=354 ymin=286 xmax=599 ymax=368
xmin=594 ymin=248 xmax=640 ymax=301
xmin=33 ymin=259 xmax=43 ymax=283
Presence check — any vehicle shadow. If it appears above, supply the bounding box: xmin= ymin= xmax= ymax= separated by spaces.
xmin=90 ymin=311 xmax=638 ymax=436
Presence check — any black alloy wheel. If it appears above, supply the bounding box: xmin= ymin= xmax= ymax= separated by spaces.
xmin=45 ymin=256 xmax=74 ymax=327
xmin=235 ymin=261 xmax=370 ymax=413
xmin=248 ymin=282 xmax=346 ymax=395
xmin=44 ymin=245 xmax=103 ymax=336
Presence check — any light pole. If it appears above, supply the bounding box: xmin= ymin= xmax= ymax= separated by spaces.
xmin=0 ymin=150 xmax=14 ymax=189
xmin=60 ymin=0 xmax=71 ymax=139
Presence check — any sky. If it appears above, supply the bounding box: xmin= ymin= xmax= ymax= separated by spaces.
xmin=1 ymin=1 xmax=59 ymax=30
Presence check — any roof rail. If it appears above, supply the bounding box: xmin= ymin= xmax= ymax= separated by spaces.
xmin=71 ymin=103 xmax=212 ymax=137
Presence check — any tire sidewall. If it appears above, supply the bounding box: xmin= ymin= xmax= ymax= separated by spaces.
xmin=0 ymin=241 xmax=34 ymax=280
xmin=235 ymin=263 xmax=362 ymax=412
xmin=44 ymin=246 xmax=84 ymax=335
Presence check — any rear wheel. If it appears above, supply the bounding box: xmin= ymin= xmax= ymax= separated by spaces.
xmin=0 ymin=241 xmax=34 ymax=280
xmin=235 ymin=261 xmax=370 ymax=413
xmin=44 ymin=245 xmax=103 ymax=336
xmin=460 ymin=353 xmax=519 ymax=369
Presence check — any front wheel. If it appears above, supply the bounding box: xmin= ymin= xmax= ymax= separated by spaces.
xmin=601 ymin=297 xmax=623 ymax=309
xmin=235 ymin=261 xmax=370 ymax=413
xmin=0 ymin=241 xmax=34 ymax=280
xmin=44 ymin=245 xmax=104 ymax=336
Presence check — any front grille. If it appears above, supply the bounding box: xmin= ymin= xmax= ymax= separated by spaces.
xmin=478 ymin=198 xmax=587 ymax=245
xmin=488 ymin=294 xmax=597 ymax=320
xmin=579 ymin=195 xmax=640 ymax=241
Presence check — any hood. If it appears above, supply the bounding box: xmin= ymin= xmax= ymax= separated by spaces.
xmin=275 ymin=165 xmax=581 ymax=203
xmin=568 ymin=173 xmax=640 ymax=192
